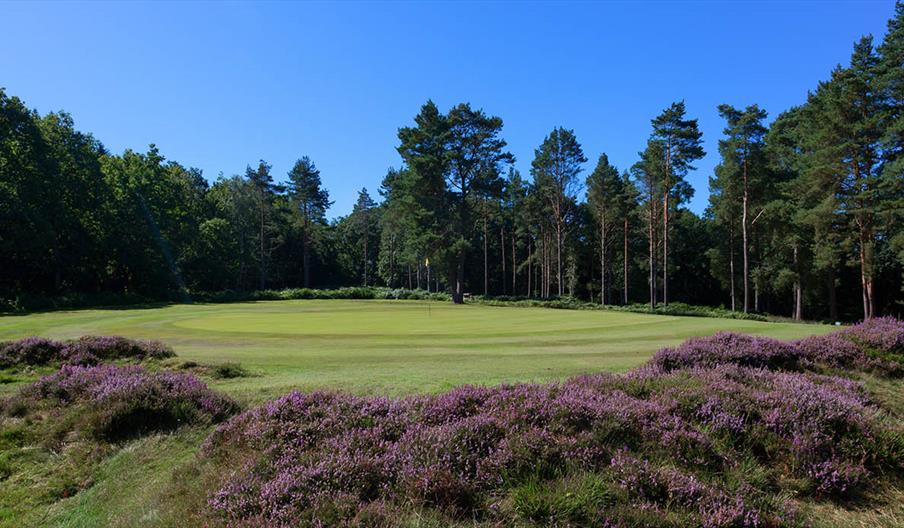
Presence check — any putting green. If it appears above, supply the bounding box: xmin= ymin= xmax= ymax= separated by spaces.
xmin=0 ymin=300 xmax=833 ymax=400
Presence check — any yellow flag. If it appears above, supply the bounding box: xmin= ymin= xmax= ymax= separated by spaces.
xmin=425 ymin=257 xmax=430 ymax=267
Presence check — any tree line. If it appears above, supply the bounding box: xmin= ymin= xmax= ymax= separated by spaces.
xmin=1 ymin=4 xmax=902 ymax=319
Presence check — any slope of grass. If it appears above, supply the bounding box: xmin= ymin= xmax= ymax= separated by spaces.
xmin=0 ymin=300 xmax=833 ymax=400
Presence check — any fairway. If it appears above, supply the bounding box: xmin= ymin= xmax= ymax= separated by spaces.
xmin=0 ymin=300 xmax=833 ymax=399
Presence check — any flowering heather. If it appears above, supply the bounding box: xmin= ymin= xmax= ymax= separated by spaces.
xmin=204 ymin=361 xmax=899 ymax=526
xmin=838 ymin=316 xmax=904 ymax=357
xmin=64 ymin=335 xmax=174 ymax=362
xmin=609 ymin=451 xmax=764 ymax=528
xmin=651 ymin=319 xmax=904 ymax=376
xmin=0 ymin=335 xmax=174 ymax=368
xmin=10 ymin=364 xmax=237 ymax=440
xmin=651 ymin=332 xmax=800 ymax=372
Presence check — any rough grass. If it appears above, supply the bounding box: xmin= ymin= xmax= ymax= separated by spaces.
xmin=0 ymin=300 xmax=834 ymax=401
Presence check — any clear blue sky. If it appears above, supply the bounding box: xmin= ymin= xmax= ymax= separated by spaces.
xmin=2 ymin=1 xmax=894 ymax=217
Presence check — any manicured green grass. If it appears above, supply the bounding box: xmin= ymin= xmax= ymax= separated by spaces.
xmin=0 ymin=300 xmax=833 ymax=401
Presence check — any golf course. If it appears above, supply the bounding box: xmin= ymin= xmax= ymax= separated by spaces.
xmin=0 ymin=300 xmax=834 ymax=399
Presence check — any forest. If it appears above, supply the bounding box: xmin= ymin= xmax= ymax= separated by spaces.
xmin=1 ymin=5 xmax=902 ymax=321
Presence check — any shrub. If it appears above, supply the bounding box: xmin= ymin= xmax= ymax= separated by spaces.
xmin=198 ymin=287 xmax=452 ymax=304
xmin=203 ymin=361 xmax=898 ymax=526
xmin=651 ymin=319 xmax=904 ymax=377
xmin=0 ymin=335 xmax=174 ymax=369
xmin=202 ymin=319 xmax=904 ymax=526
xmin=839 ymin=316 xmax=904 ymax=361
xmin=796 ymin=333 xmax=902 ymax=376
xmin=471 ymin=297 xmax=770 ymax=321
xmin=651 ymin=332 xmax=800 ymax=372
xmin=0 ymin=337 xmax=65 ymax=368
xmin=9 ymin=364 xmax=238 ymax=441
xmin=64 ymin=335 xmax=174 ymax=362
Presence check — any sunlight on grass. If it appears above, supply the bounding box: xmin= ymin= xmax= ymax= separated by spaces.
xmin=0 ymin=300 xmax=833 ymax=401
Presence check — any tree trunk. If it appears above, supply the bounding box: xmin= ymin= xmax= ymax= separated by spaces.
xmin=501 ymin=226 xmax=506 ymax=296
xmin=542 ymin=232 xmax=547 ymax=298
xmin=793 ymin=244 xmax=802 ymax=321
xmin=827 ymin=269 xmax=838 ymax=321
xmin=302 ymin=218 xmax=311 ymax=289
xmin=512 ymin=232 xmax=517 ymax=295
xmin=390 ymin=236 xmax=396 ymax=288
xmin=742 ymin=146 xmax=750 ymax=313
xmin=483 ymin=215 xmax=488 ymax=295
xmin=648 ymin=197 xmax=657 ymax=309
xmin=556 ymin=221 xmax=563 ymax=297
xmin=754 ymin=283 xmax=759 ymax=313
xmin=662 ymin=192 xmax=668 ymax=306
xmin=858 ymin=224 xmax=874 ymax=319
xmin=623 ymin=216 xmax=629 ymax=305
xmin=453 ymin=258 xmax=464 ymax=304
xmin=729 ymin=225 xmax=736 ymax=312
xmin=415 ymin=258 xmax=421 ymax=289
xmin=662 ymin=140 xmax=670 ymax=307
xmin=260 ymin=197 xmax=266 ymax=290
xmin=527 ymin=238 xmax=532 ymax=297
xmin=600 ymin=215 xmax=606 ymax=305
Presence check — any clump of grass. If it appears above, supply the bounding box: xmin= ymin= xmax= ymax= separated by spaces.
xmin=211 ymin=362 xmax=249 ymax=380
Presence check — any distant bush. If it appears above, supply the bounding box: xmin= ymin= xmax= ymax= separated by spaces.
xmin=198 ymin=287 xmax=451 ymax=303
xmin=8 ymin=364 xmax=238 ymax=441
xmin=203 ymin=319 xmax=904 ymax=526
xmin=472 ymin=296 xmax=771 ymax=321
xmin=0 ymin=335 xmax=174 ymax=369
xmin=0 ymin=290 xmax=160 ymax=314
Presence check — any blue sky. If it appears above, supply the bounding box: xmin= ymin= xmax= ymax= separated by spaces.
xmin=2 ymin=1 xmax=894 ymax=217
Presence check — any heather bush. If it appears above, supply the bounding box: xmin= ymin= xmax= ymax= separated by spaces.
xmin=8 ymin=364 xmax=238 ymax=441
xmin=203 ymin=359 xmax=900 ymax=526
xmin=838 ymin=316 xmax=904 ymax=362
xmin=64 ymin=335 xmax=174 ymax=362
xmin=0 ymin=335 xmax=174 ymax=369
xmin=651 ymin=332 xmax=800 ymax=371
xmin=0 ymin=337 xmax=64 ymax=368
xmin=651 ymin=319 xmax=904 ymax=377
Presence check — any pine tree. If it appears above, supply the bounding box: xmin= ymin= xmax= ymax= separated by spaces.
xmin=287 ymin=156 xmax=331 ymax=288
xmin=649 ymin=102 xmax=704 ymax=305
xmin=245 ymin=160 xmax=283 ymax=289
xmin=586 ymin=154 xmax=623 ymax=304
xmin=350 ymin=188 xmax=378 ymax=286
xmin=531 ymin=128 xmax=586 ymax=297
xmin=714 ymin=104 xmax=769 ymax=312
